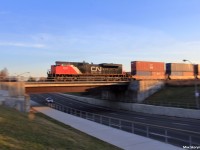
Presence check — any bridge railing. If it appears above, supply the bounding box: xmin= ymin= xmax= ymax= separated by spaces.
xmin=47 ymin=102 xmax=200 ymax=147
xmin=25 ymin=81 xmax=130 ymax=84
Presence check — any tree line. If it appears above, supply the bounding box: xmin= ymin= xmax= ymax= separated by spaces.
xmin=0 ymin=68 xmax=46 ymax=82
xmin=0 ymin=68 xmax=9 ymax=81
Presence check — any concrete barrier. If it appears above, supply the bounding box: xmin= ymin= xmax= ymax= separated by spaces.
xmin=0 ymin=83 xmax=29 ymax=112
xmin=3 ymin=97 xmax=24 ymax=112
xmin=0 ymin=90 xmax=9 ymax=105
xmin=131 ymin=104 xmax=200 ymax=119
xmin=61 ymin=93 xmax=200 ymax=119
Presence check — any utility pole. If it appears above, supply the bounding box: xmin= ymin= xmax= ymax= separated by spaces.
xmin=183 ymin=59 xmax=199 ymax=109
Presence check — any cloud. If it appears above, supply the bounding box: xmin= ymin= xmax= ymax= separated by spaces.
xmin=27 ymin=26 xmax=200 ymax=65
xmin=6 ymin=23 xmax=199 ymax=65
xmin=0 ymin=42 xmax=46 ymax=48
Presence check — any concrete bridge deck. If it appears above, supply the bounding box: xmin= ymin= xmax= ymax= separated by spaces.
xmin=24 ymin=81 xmax=129 ymax=93
xmin=25 ymin=81 xmax=129 ymax=87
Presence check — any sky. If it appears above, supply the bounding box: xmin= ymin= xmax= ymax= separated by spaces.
xmin=1 ymin=0 xmax=200 ymax=77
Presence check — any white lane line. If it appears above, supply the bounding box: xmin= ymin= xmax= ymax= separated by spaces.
xmin=172 ymin=122 xmax=190 ymax=126
xmin=134 ymin=117 xmax=146 ymax=120
xmin=109 ymin=113 xmax=117 ymax=115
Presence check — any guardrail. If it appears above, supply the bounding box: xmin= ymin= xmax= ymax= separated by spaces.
xmin=143 ymin=101 xmax=197 ymax=109
xmin=25 ymin=80 xmax=130 ymax=84
xmin=0 ymin=76 xmax=131 ymax=82
xmin=47 ymin=102 xmax=200 ymax=147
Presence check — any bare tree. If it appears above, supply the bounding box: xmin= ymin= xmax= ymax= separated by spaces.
xmin=38 ymin=77 xmax=46 ymax=82
xmin=27 ymin=76 xmax=36 ymax=82
xmin=0 ymin=68 xmax=8 ymax=81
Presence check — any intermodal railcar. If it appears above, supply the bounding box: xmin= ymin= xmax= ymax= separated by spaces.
xmin=131 ymin=61 xmax=198 ymax=80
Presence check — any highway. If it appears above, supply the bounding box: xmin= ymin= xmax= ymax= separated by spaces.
xmin=30 ymin=93 xmax=200 ymax=147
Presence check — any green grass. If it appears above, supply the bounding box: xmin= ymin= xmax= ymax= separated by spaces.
xmin=143 ymin=86 xmax=198 ymax=109
xmin=0 ymin=106 xmax=121 ymax=150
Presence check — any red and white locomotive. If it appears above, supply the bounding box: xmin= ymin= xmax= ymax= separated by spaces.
xmin=47 ymin=61 xmax=128 ymax=81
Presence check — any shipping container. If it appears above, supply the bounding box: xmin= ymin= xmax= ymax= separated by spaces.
xmin=132 ymin=75 xmax=166 ymax=80
xmin=131 ymin=61 xmax=165 ymax=80
xmin=169 ymin=76 xmax=195 ymax=80
xmin=168 ymin=71 xmax=195 ymax=79
xmin=132 ymin=71 xmax=165 ymax=76
xmin=183 ymin=72 xmax=194 ymax=76
xmin=132 ymin=71 xmax=152 ymax=76
xmin=151 ymin=72 xmax=165 ymax=76
xmin=170 ymin=72 xmax=183 ymax=76
xmin=131 ymin=61 xmax=165 ymax=72
xmin=166 ymin=63 xmax=194 ymax=72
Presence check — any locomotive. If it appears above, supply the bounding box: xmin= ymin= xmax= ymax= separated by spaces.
xmin=47 ymin=61 xmax=128 ymax=81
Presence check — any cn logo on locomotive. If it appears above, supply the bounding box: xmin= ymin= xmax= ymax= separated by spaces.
xmin=91 ymin=66 xmax=102 ymax=72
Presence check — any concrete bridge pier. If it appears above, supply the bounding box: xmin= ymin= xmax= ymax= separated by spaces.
xmin=127 ymin=80 xmax=165 ymax=103
xmin=24 ymin=94 xmax=30 ymax=112
xmin=97 ymin=80 xmax=165 ymax=103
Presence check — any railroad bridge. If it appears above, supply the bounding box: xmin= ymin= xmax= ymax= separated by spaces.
xmin=0 ymin=80 xmax=164 ymax=112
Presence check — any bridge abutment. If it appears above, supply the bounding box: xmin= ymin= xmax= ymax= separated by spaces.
xmin=94 ymin=80 xmax=165 ymax=102
xmin=128 ymin=80 xmax=165 ymax=103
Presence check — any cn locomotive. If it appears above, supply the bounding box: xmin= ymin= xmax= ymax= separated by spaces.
xmin=47 ymin=61 xmax=128 ymax=81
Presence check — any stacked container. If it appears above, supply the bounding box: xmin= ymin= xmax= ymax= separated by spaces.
xmin=166 ymin=63 xmax=195 ymax=79
xmin=131 ymin=61 xmax=165 ymax=80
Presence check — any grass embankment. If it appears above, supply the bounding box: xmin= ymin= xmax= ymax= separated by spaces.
xmin=143 ymin=86 xmax=197 ymax=109
xmin=0 ymin=106 xmax=121 ymax=150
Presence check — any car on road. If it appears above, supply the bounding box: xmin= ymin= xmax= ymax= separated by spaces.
xmin=45 ymin=97 xmax=54 ymax=103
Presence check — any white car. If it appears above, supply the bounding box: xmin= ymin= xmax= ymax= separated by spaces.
xmin=45 ymin=97 xmax=54 ymax=103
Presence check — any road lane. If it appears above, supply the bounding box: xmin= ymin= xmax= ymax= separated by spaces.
xmin=30 ymin=93 xmax=200 ymax=146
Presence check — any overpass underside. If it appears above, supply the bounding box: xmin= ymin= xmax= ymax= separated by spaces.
xmin=25 ymin=85 xmax=128 ymax=93
xmin=25 ymin=82 xmax=129 ymax=94
xmin=0 ymin=80 xmax=165 ymax=112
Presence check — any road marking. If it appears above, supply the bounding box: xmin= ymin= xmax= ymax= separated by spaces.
xmin=109 ymin=113 xmax=117 ymax=115
xmin=134 ymin=117 xmax=146 ymax=120
xmin=172 ymin=122 xmax=190 ymax=126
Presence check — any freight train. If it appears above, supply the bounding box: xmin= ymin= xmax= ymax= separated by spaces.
xmin=47 ymin=61 xmax=200 ymax=81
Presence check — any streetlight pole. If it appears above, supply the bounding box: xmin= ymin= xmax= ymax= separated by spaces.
xmin=15 ymin=72 xmax=30 ymax=112
xmin=183 ymin=59 xmax=199 ymax=109
xmin=15 ymin=72 xmax=30 ymax=97
xmin=17 ymin=72 xmax=30 ymax=76
xmin=16 ymin=72 xmax=30 ymax=81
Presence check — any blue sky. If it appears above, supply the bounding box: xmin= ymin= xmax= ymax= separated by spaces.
xmin=1 ymin=0 xmax=200 ymax=77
